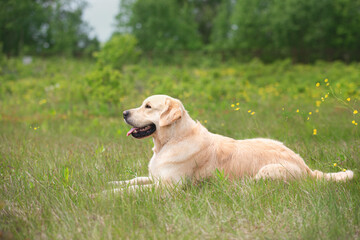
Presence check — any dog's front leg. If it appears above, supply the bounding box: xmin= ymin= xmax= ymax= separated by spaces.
xmin=101 ymin=182 xmax=161 ymax=196
xmin=110 ymin=182 xmax=161 ymax=194
xmin=107 ymin=176 xmax=152 ymax=186
xmin=102 ymin=178 xmax=183 ymax=196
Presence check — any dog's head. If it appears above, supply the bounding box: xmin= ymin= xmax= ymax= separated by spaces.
xmin=123 ymin=95 xmax=184 ymax=139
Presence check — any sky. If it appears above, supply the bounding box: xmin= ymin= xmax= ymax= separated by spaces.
xmin=82 ymin=0 xmax=119 ymax=43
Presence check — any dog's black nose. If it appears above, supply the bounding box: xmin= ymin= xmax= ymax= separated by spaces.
xmin=123 ymin=110 xmax=130 ymax=119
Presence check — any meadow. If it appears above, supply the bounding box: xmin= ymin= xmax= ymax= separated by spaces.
xmin=0 ymin=57 xmax=359 ymax=239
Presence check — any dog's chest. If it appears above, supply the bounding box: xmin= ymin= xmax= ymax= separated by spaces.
xmin=148 ymin=153 xmax=175 ymax=179
xmin=147 ymin=143 xmax=210 ymax=181
xmin=148 ymin=154 xmax=159 ymax=177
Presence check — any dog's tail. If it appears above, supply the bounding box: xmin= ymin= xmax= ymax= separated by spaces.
xmin=310 ymin=169 xmax=354 ymax=181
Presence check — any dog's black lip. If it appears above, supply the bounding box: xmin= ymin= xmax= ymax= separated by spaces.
xmin=130 ymin=123 xmax=156 ymax=139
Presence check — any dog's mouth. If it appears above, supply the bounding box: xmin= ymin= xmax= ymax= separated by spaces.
xmin=126 ymin=123 xmax=156 ymax=139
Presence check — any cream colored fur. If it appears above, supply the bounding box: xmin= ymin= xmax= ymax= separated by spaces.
xmin=108 ymin=95 xmax=354 ymax=193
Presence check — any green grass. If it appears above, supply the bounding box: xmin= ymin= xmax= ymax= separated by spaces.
xmin=0 ymin=58 xmax=359 ymax=239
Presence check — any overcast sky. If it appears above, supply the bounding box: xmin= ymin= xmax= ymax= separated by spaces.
xmin=82 ymin=0 xmax=119 ymax=42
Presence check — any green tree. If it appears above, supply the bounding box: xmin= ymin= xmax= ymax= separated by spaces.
xmin=115 ymin=0 xmax=360 ymax=62
xmin=229 ymin=0 xmax=360 ymax=61
xmin=116 ymin=0 xmax=202 ymax=51
xmin=268 ymin=0 xmax=360 ymax=61
xmin=185 ymin=0 xmax=222 ymax=45
xmin=0 ymin=0 xmax=99 ymax=57
xmin=0 ymin=0 xmax=47 ymax=56
xmin=230 ymin=0 xmax=273 ymax=54
xmin=94 ymin=34 xmax=141 ymax=70
xmin=210 ymin=0 xmax=235 ymax=50
xmin=268 ymin=0 xmax=336 ymax=61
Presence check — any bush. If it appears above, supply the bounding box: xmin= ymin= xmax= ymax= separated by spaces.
xmin=85 ymin=65 xmax=129 ymax=106
xmin=93 ymin=34 xmax=141 ymax=70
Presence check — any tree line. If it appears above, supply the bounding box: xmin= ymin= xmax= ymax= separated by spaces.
xmin=0 ymin=0 xmax=99 ymax=57
xmin=115 ymin=0 xmax=360 ymax=62
xmin=2 ymin=0 xmax=359 ymax=62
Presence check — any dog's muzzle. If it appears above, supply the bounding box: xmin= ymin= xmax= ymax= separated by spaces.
xmin=123 ymin=110 xmax=156 ymax=138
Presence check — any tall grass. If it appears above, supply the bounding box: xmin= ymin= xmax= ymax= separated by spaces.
xmin=0 ymin=58 xmax=359 ymax=239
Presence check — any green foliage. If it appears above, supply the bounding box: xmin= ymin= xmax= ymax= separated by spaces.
xmin=0 ymin=0 xmax=99 ymax=57
xmin=85 ymin=34 xmax=140 ymax=111
xmin=116 ymin=0 xmax=202 ymax=51
xmin=229 ymin=0 xmax=273 ymax=54
xmin=116 ymin=0 xmax=360 ymax=62
xmin=43 ymin=1 xmax=99 ymax=57
xmin=1 ymin=57 xmax=359 ymax=126
xmin=94 ymin=34 xmax=141 ymax=70
xmin=188 ymin=0 xmax=222 ymax=45
xmin=210 ymin=0 xmax=234 ymax=50
xmin=85 ymin=65 xmax=127 ymax=107
xmin=218 ymin=0 xmax=360 ymax=61
xmin=0 ymin=0 xmax=46 ymax=56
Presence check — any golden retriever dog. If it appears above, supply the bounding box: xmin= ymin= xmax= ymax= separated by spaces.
xmin=108 ymin=95 xmax=353 ymax=193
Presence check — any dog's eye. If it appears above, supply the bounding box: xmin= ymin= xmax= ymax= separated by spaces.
xmin=145 ymin=104 xmax=151 ymax=109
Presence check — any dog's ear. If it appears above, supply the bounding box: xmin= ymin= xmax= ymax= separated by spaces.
xmin=159 ymin=98 xmax=182 ymax=127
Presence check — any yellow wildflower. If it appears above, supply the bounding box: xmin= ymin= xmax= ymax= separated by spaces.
xmin=324 ymin=79 xmax=328 ymax=83
xmin=296 ymin=109 xmax=299 ymax=113
xmin=39 ymin=99 xmax=47 ymax=105
xmin=316 ymin=101 xmax=321 ymax=107
xmin=313 ymin=129 xmax=317 ymax=135
xmin=248 ymin=110 xmax=251 ymax=113
xmin=235 ymin=108 xmax=240 ymax=111
xmin=347 ymin=98 xmax=351 ymax=102
xmin=204 ymin=120 xmax=207 ymax=123
xmin=326 ymin=83 xmax=330 ymax=86
xmin=316 ymin=82 xmax=320 ymax=87
xmin=236 ymin=103 xmax=240 ymax=106
xmin=343 ymin=169 xmax=347 ymax=172
xmin=325 ymin=94 xmax=328 ymax=98
xmin=354 ymin=110 xmax=358 ymax=114
xmin=231 ymin=104 xmax=235 ymax=108
xmin=352 ymin=120 xmax=356 ymax=124
xmin=251 ymin=112 xmax=255 ymax=115
xmin=333 ymin=163 xmax=337 ymax=167
xmin=307 ymin=117 xmax=310 ymax=120
xmin=309 ymin=112 xmax=312 ymax=115
xmin=321 ymin=97 xmax=324 ymax=101
xmin=355 ymin=123 xmax=358 ymax=126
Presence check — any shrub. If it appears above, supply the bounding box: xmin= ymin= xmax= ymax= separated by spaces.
xmin=85 ymin=65 xmax=129 ymax=106
xmin=93 ymin=34 xmax=141 ymax=70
